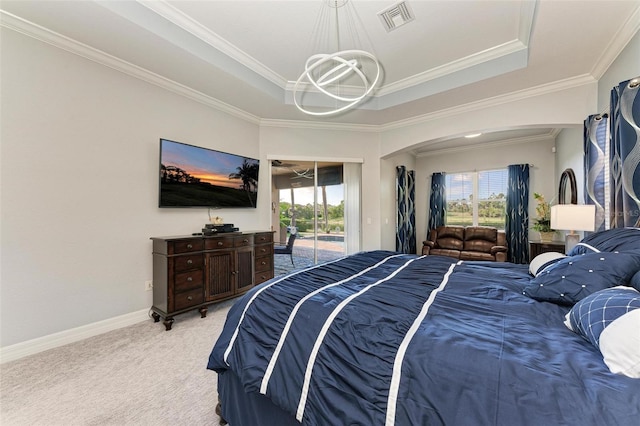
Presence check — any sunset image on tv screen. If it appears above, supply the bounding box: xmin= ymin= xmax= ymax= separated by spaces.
xmin=159 ymin=139 xmax=259 ymax=208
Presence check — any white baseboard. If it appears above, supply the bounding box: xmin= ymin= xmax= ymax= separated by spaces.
xmin=0 ymin=308 xmax=150 ymax=364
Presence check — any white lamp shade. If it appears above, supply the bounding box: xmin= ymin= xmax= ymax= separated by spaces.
xmin=550 ymin=204 xmax=596 ymax=231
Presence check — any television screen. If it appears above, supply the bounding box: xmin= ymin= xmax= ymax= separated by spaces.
xmin=159 ymin=138 xmax=259 ymax=208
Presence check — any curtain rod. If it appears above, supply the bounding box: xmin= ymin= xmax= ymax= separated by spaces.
xmin=432 ymin=164 xmax=535 ymax=175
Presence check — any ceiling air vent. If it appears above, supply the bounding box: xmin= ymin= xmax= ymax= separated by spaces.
xmin=378 ymin=1 xmax=415 ymax=32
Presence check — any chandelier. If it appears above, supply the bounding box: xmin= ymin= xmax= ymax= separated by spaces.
xmin=293 ymin=0 xmax=381 ymax=116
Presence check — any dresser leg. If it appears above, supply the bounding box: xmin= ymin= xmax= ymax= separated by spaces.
xmin=199 ymin=306 xmax=208 ymax=318
xmin=151 ymin=312 xmax=160 ymax=323
xmin=163 ymin=317 xmax=174 ymax=331
xmin=216 ymin=400 xmax=227 ymax=425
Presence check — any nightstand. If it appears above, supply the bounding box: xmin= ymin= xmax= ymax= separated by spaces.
xmin=529 ymin=241 xmax=566 ymax=262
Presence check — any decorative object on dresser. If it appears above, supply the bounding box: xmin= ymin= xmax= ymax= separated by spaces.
xmin=203 ymin=223 xmax=240 ymax=235
xmin=150 ymin=231 xmax=274 ymax=330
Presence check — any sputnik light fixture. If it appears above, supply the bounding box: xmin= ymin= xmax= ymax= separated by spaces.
xmin=293 ymin=0 xmax=381 ymax=116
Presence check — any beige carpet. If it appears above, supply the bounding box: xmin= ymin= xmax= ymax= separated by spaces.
xmin=0 ymin=300 xmax=235 ymax=426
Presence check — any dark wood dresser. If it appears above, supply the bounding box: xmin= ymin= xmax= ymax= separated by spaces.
xmin=150 ymin=231 xmax=274 ymax=330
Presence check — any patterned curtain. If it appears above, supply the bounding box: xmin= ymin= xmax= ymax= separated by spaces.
xmin=505 ymin=164 xmax=529 ymax=264
xmin=584 ymin=114 xmax=609 ymax=231
xmin=396 ymin=166 xmax=416 ymax=254
xmin=427 ymin=172 xmax=446 ymax=239
xmin=610 ymin=78 xmax=640 ymax=228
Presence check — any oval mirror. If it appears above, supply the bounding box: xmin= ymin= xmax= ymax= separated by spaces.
xmin=558 ymin=168 xmax=577 ymax=204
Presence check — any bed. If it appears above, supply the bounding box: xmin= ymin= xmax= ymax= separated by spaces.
xmin=207 ymin=228 xmax=640 ymax=425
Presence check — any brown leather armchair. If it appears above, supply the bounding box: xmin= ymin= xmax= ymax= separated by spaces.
xmin=422 ymin=226 xmax=508 ymax=262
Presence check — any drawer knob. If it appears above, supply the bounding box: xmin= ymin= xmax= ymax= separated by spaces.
xmin=217 ymin=241 xmax=223 ymax=246
xmin=187 ymin=296 xmax=193 ymax=301
xmin=243 ymin=239 xmax=249 ymax=243
xmin=261 ymin=261 xmax=266 ymax=265
xmin=260 ymin=248 xmax=266 ymax=253
xmin=187 ymin=277 xmax=193 ymax=282
xmin=187 ymin=259 xmax=193 ymax=265
xmin=187 ymin=244 xmax=193 ymax=249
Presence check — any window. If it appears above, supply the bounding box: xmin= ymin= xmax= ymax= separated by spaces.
xmin=445 ymin=169 xmax=508 ymax=229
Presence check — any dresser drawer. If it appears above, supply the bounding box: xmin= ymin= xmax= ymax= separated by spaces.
xmin=254 ymin=244 xmax=273 ymax=257
xmin=255 ymin=255 xmax=273 ymax=272
xmin=235 ymin=235 xmax=254 ymax=247
xmin=205 ymin=237 xmax=234 ymax=250
xmin=174 ymin=269 xmax=203 ymax=292
xmin=169 ymin=239 xmax=204 ymax=254
xmin=255 ymin=233 xmax=273 ymax=244
xmin=255 ymin=270 xmax=274 ymax=285
xmin=174 ymin=288 xmax=203 ymax=311
xmin=173 ymin=254 xmax=203 ymax=272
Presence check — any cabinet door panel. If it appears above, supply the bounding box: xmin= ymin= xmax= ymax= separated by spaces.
xmin=236 ymin=247 xmax=254 ymax=294
xmin=205 ymin=250 xmax=235 ymax=301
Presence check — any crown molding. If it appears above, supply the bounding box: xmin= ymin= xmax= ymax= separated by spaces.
xmin=414 ymin=131 xmax=557 ymax=158
xmin=0 ymin=9 xmax=596 ymax=135
xmin=380 ymin=74 xmax=597 ymax=132
xmin=377 ymin=39 xmax=527 ymax=97
xmin=136 ymin=0 xmax=288 ymax=89
xmin=590 ymin=3 xmax=640 ymax=79
xmin=0 ymin=10 xmax=262 ymax=125
xmin=259 ymin=118 xmax=379 ymax=133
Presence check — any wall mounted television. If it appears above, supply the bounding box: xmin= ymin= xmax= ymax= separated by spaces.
xmin=159 ymin=138 xmax=259 ymax=208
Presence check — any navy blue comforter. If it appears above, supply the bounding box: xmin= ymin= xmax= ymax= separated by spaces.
xmin=208 ymin=251 xmax=640 ymax=425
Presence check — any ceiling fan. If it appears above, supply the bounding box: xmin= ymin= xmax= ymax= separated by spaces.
xmin=272 ymin=160 xmax=314 ymax=179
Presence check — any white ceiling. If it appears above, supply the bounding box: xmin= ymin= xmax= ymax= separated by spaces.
xmin=2 ymin=0 xmax=639 ymax=153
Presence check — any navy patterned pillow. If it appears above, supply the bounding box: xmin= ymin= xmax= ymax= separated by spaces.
xmin=566 ymin=286 xmax=640 ymax=347
xmin=568 ymin=228 xmax=640 ymax=255
xmin=523 ymin=251 xmax=640 ymax=305
xmin=565 ymin=286 xmax=640 ymax=378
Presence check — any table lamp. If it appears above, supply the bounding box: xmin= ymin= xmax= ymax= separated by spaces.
xmin=550 ymin=204 xmax=596 ymax=253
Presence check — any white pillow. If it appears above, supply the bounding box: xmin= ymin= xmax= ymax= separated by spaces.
xmin=599 ymin=309 xmax=640 ymax=378
xmin=529 ymin=251 xmax=566 ymax=276
xmin=565 ymin=285 xmax=640 ymax=378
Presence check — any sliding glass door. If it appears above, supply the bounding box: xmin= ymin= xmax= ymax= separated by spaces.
xmin=271 ymin=159 xmax=360 ymax=269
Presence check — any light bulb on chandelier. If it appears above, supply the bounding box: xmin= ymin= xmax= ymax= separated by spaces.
xmin=293 ymin=0 xmax=381 ymax=116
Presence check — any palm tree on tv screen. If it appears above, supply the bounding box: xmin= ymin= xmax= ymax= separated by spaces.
xmin=229 ymin=160 xmax=259 ymax=207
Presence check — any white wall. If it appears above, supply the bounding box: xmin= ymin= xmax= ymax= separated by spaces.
xmin=0 ymin=29 xmax=263 ymax=347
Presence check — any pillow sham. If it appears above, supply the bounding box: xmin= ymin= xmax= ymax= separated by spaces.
xmin=529 ymin=252 xmax=566 ymax=276
xmin=523 ymin=251 xmax=640 ymax=305
xmin=564 ymin=286 xmax=640 ymax=378
xmin=568 ymin=227 xmax=640 ymax=256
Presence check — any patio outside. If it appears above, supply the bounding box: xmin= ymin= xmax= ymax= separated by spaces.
xmin=273 ymin=232 xmax=345 ymax=277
